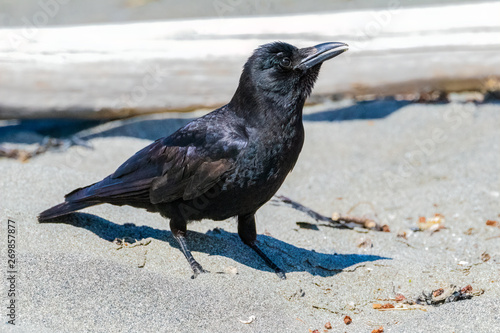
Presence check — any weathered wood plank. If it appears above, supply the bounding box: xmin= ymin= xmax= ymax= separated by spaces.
xmin=0 ymin=2 xmax=499 ymax=119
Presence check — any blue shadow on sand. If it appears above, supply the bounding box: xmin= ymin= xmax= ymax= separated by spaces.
xmin=41 ymin=212 xmax=390 ymax=277
xmin=303 ymin=100 xmax=411 ymax=122
xmin=0 ymin=119 xmax=104 ymax=144
xmin=0 ymin=100 xmax=412 ymax=144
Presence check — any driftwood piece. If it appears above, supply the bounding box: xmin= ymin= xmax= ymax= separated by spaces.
xmin=0 ymin=2 xmax=499 ymax=119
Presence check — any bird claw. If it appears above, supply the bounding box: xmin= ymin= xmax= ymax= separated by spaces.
xmin=275 ymin=268 xmax=286 ymax=280
xmin=190 ymin=262 xmax=209 ymax=279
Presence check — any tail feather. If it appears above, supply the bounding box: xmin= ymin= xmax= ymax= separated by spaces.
xmin=38 ymin=201 xmax=98 ymax=222
xmin=64 ymin=175 xmax=151 ymax=202
xmin=39 ymin=174 xmax=152 ymax=222
xmin=64 ymin=182 xmax=99 ymax=202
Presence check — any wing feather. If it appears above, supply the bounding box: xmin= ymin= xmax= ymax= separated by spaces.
xmin=69 ymin=111 xmax=248 ymax=206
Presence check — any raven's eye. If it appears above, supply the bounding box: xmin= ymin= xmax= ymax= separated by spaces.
xmin=279 ymin=57 xmax=292 ymax=69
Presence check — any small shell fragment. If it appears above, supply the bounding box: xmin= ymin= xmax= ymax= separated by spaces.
xmin=239 ymin=315 xmax=256 ymax=324
xmin=486 ymin=220 xmax=499 ymax=227
xmin=225 ymin=266 xmax=238 ymax=275
xmin=418 ymin=214 xmax=445 ymax=231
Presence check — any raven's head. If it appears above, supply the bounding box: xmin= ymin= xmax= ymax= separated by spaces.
xmin=230 ymin=41 xmax=348 ymax=114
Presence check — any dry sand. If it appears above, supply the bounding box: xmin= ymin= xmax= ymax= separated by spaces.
xmin=1 ymin=100 xmax=499 ymax=332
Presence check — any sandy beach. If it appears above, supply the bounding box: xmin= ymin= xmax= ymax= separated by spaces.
xmin=1 ymin=100 xmax=499 ymax=332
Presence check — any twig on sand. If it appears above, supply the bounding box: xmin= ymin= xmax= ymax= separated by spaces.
xmin=331 ymin=212 xmax=379 ymax=230
xmin=271 ymin=195 xmax=384 ymax=231
xmin=0 ymin=136 xmax=92 ymax=162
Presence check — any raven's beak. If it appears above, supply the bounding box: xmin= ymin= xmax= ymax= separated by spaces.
xmin=296 ymin=42 xmax=349 ymax=71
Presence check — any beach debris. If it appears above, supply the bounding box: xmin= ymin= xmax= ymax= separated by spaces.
xmin=484 ymin=77 xmax=500 ymax=101
xmin=343 ymin=316 xmax=352 ymax=325
xmin=433 ymin=288 xmax=445 ymax=297
xmin=372 ymin=295 xmax=428 ymax=312
xmin=373 ymin=302 xmax=396 ymax=309
xmin=416 ymin=90 xmax=449 ymax=103
xmin=287 ymin=288 xmax=306 ymax=301
xmin=353 ymin=227 xmax=370 ymax=234
xmin=357 ymin=238 xmax=373 ymax=248
xmin=416 ymin=214 xmax=445 ymax=233
xmin=416 ymin=284 xmax=482 ymax=306
xmin=0 ymin=146 xmax=31 ymax=162
xmin=397 ymin=231 xmax=408 ymax=239
xmin=324 ymin=321 xmax=332 ymax=329
xmin=481 ymin=252 xmax=491 ymax=262
xmin=296 ymin=222 xmax=319 ymax=230
xmin=137 ymin=250 xmax=148 ymax=268
xmin=373 ymin=302 xmax=427 ymax=312
xmin=331 ymin=211 xmax=378 ymax=230
xmin=0 ymin=137 xmax=91 ymax=162
xmin=373 ymin=285 xmax=483 ymax=310
xmin=464 ymin=227 xmax=477 ymax=235
xmin=271 ymin=195 xmax=386 ymax=231
xmin=371 ymin=326 xmax=384 ymax=333
xmin=486 ymin=220 xmax=499 ymax=227
xmin=239 ymin=315 xmax=255 ymax=324
xmin=224 ymin=266 xmax=238 ymax=275
xmin=457 ymin=286 xmax=470 ymax=294
xmin=381 ymin=224 xmax=390 ymax=232
xmin=113 ymin=237 xmax=151 ymax=250
xmin=310 ymin=330 xmax=319 ymax=333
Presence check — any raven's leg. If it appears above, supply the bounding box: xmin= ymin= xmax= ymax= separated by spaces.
xmin=170 ymin=218 xmax=206 ymax=278
xmin=238 ymin=213 xmax=286 ymax=279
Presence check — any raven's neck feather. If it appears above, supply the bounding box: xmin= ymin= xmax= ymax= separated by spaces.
xmin=228 ymin=75 xmax=306 ymax=128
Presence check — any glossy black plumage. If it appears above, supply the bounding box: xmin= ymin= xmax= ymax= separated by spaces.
xmin=39 ymin=41 xmax=348 ymax=279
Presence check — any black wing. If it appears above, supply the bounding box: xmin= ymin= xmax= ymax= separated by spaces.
xmin=65 ymin=112 xmax=248 ymax=206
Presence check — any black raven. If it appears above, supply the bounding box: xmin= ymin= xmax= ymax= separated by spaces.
xmin=39 ymin=41 xmax=348 ymax=279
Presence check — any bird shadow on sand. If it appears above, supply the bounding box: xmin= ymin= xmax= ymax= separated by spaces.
xmin=0 ymin=119 xmax=104 ymax=144
xmin=80 ymin=117 xmax=194 ymax=141
xmin=79 ymin=100 xmax=409 ymax=142
xmin=303 ymin=100 xmax=411 ymax=122
xmin=0 ymin=116 xmax=194 ymax=145
xmin=40 ymin=212 xmax=390 ymax=277
xmin=0 ymin=100 xmax=408 ymax=145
